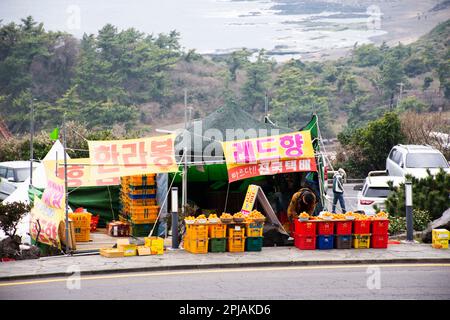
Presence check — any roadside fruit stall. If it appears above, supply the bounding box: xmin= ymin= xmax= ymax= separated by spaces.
xmin=293 ymin=211 xmax=390 ymax=250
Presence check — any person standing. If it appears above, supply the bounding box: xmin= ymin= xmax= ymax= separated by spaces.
xmin=332 ymin=168 xmax=346 ymax=213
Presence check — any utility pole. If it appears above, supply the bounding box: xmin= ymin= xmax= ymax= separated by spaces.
xmin=63 ymin=114 xmax=70 ymax=253
xmin=182 ymin=89 xmax=188 ymax=218
xmin=264 ymin=92 xmax=268 ymax=117
xmin=396 ymin=82 xmax=404 ymax=108
xmin=29 ymin=97 xmax=35 ymax=188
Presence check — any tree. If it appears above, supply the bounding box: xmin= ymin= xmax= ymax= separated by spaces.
xmin=353 ymin=44 xmax=383 ymax=67
xmin=385 ymin=169 xmax=450 ymax=220
xmin=423 ymin=76 xmax=433 ymax=91
xmin=226 ymin=49 xmax=251 ymax=82
xmin=397 ymin=96 xmax=427 ymax=113
xmin=240 ymin=50 xmax=271 ymax=112
xmin=337 ymin=112 xmax=406 ymax=177
xmin=379 ymin=54 xmax=406 ymax=106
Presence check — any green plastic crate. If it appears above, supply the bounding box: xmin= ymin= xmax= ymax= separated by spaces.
xmin=208 ymin=238 xmax=227 ymax=253
xmin=245 ymin=237 xmax=263 ymax=252
xmin=131 ymin=222 xmax=159 ymax=237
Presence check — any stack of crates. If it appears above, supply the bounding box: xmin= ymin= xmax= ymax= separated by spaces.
xmin=432 ymin=229 xmax=449 ymax=249
xmin=245 ymin=222 xmax=264 ymax=252
xmin=335 ymin=220 xmax=353 ymax=249
xmin=228 ymin=224 xmax=246 ymax=253
xmin=208 ymin=224 xmax=227 ymax=253
xmin=68 ymin=212 xmax=92 ymax=242
xmin=184 ymin=224 xmax=209 ymax=254
xmin=317 ymin=221 xmax=335 ymax=250
xmin=371 ymin=219 xmax=389 ymax=249
xmin=294 ymin=220 xmax=316 ymax=250
xmin=120 ymin=174 xmax=159 ymax=237
xmin=353 ymin=220 xmax=372 ymax=249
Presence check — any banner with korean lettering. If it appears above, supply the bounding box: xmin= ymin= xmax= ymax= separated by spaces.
xmin=30 ymin=196 xmax=64 ymax=248
xmin=44 ymin=159 xmax=120 ymax=187
xmin=221 ymin=130 xmax=317 ymax=182
xmin=88 ymin=135 xmax=178 ymax=179
xmin=41 ymin=174 xmax=66 ymax=209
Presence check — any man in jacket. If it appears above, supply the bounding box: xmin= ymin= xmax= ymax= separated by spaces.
xmin=332 ymin=168 xmax=346 ymax=213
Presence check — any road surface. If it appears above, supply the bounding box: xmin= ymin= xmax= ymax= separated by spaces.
xmin=1 ymin=264 xmax=449 ymax=300
xmin=325 ymin=183 xmax=361 ymax=212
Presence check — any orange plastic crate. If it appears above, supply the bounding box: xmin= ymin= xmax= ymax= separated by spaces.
xmin=228 ymin=225 xmax=246 ymax=238
xmin=74 ymin=227 xmax=90 ymax=242
xmin=69 ymin=212 xmax=92 ymax=229
xmin=186 ymin=224 xmax=209 ymax=240
xmin=228 ymin=236 xmax=246 ymax=252
xmin=184 ymin=236 xmax=208 ymax=254
xmin=209 ymin=224 xmax=227 ymax=238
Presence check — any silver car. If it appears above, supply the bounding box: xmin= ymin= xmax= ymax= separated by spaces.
xmin=0 ymin=161 xmax=37 ymax=201
xmin=386 ymin=145 xmax=450 ymax=179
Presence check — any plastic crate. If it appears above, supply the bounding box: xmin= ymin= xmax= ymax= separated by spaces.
xmin=317 ymin=235 xmax=334 ymax=250
xmin=69 ymin=212 xmax=92 ymax=229
xmin=121 ymin=197 xmax=157 ymax=206
xmin=294 ymin=220 xmax=317 ymax=236
xmin=208 ymin=224 xmax=227 ymax=238
xmin=294 ymin=235 xmax=316 ymax=250
xmin=107 ymin=221 xmax=131 ymax=237
xmin=353 ymin=234 xmax=371 ymax=249
xmin=209 ymin=238 xmax=227 ymax=253
xmin=130 ymin=222 xmax=159 ymax=237
xmin=372 ymin=219 xmax=389 ymax=235
xmin=228 ymin=236 xmax=246 ymax=253
xmin=74 ymin=227 xmax=90 ymax=242
xmin=126 ymin=193 xmax=156 ymax=200
xmin=371 ymin=234 xmax=388 ymax=249
xmin=432 ymin=229 xmax=450 ymax=241
xmin=335 ymin=235 xmax=352 ymax=249
xmin=125 ymin=175 xmax=156 ymax=186
xmin=126 ymin=188 xmax=156 ymax=196
xmin=90 ymin=215 xmax=99 ymax=232
xmin=186 ymin=224 xmax=209 ymax=240
xmin=245 ymin=237 xmax=263 ymax=252
xmin=184 ymin=237 xmax=209 ymax=254
xmin=354 ymin=220 xmax=371 ymax=234
xmin=228 ymin=225 xmax=245 ymax=238
xmin=123 ymin=244 xmax=137 ymax=257
xmin=318 ymin=221 xmax=335 ymax=235
xmin=335 ymin=221 xmax=353 ymax=235
xmin=246 ymin=222 xmax=264 ymax=237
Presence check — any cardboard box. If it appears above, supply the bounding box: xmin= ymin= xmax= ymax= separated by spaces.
xmin=100 ymin=248 xmax=124 ymax=258
xmin=123 ymin=244 xmax=137 ymax=256
xmin=107 ymin=221 xmax=131 ymax=237
xmin=137 ymin=246 xmax=151 ymax=256
xmin=116 ymin=239 xmax=130 ymax=251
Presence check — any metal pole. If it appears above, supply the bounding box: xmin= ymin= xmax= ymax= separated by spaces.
xmin=171 ymin=187 xmax=179 ymax=249
xmin=182 ymin=89 xmax=188 ymax=217
xmin=63 ymin=114 xmax=70 ymax=252
xmin=55 ymin=151 xmax=58 ymax=177
xmin=264 ymin=92 xmax=268 ymax=116
xmin=405 ymin=180 xmax=413 ymax=242
xmin=29 ymin=98 xmax=34 ymax=188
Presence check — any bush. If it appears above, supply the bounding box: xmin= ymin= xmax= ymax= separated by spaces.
xmin=0 ymin=201 xmax=31 ymax=238
xmin=388 ymin=209 xmax=432 ymax=235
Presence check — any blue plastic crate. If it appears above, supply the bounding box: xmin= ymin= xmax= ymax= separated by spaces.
xmin=317 ymin=235 xmax=334 ymax=250
xmin=127 ymin=193 xmax=156 ymax=200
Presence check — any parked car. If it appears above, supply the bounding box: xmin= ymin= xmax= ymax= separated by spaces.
xmin=386 ymin=145 xmax=450 ymax=179
xmin=357 ymin=173 xmax=404 ymax=215
xmin=0 ymin=161 xmax=37 ymax=201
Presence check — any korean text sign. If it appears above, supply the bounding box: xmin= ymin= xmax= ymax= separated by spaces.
xmin=30 ymin=196 xmax=64 ymax=248
xmin=221 ymin=130 xmax=317 ymax=182
xmin=41 ymin=174 xmax=66 ymax=209
xmin=88 ymin=135 xmax=178 ymax=179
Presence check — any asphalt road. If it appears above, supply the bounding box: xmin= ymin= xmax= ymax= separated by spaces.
xmin=1 ymin=264 xmax=449 ymax=300
xmin=325 ymin=183 xmax=360 ymax=212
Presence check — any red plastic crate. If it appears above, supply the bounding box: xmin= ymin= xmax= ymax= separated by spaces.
xmin=90 ymin=215 xmax=100 ymax=232
xmin=294 ymin=220 xmax=317 ymax=236
xmin=335 ymin=221 xmax=353 ymax=235
xmin=318 ymin=221 xmax=335 ymax=235
xmin=294 ymin=235 xmax=316 ymax=250
xmin=353 ymin=220 xmax=371 ymax=234
xmin=372 ymin=219 xmax=389 ymax=235
xmin=371 ymin=234 xmax=389 ymax=249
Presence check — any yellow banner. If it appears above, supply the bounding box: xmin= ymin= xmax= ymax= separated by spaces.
xmin=88 ymin=135 xmax=178 ymax=179
xmin=41 ymin=174 xmax=66 ymax=209
xmin=222 ymin=130 xmax=315 ymax=168
xmin=43 ymin=158 xmax=120 ymax=187
xmin=241 ymin=184 xmax=259 ymax=214
xmin=29 ymin=196 xmax=64 ymax=248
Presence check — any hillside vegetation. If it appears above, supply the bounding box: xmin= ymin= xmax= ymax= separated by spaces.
xmin=0 ymin=17 xmax=449 ymax=138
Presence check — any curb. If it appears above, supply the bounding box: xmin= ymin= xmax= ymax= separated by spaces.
xmin=1 ymin=257 xmax=450 ymax=282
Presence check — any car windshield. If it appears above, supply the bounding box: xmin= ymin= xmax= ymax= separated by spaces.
xmin=406 ymin=153 xmax=449 ymax=168
xmin=15 ymin=168 xmax=30 ymax=182
xmin=364 ymin=187 xmax=391 ymax=198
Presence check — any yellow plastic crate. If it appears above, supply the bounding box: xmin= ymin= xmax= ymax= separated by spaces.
xmin=74 ymin=227 xmax=90 ymax=242
xmin=353 ymin=235 xmax=371 ymax=249
xmin=228 ymin=225 xmax=246 ymax=238
xmin=186 ymin=224 xmax=209 ymax=240
xmin=184 ymin=236 xmax=208 ymax=254
xmin=209 ymin=224 xmax=227 ymax=238
xmin=69 ymin=212 xmax=92 ymax=229
xmin=127 ymin=188 xmax=156 ymax=196
xmin=121 ymin=196 xmax=157 ymax=206
xmin=123 ymin=244 xmax=137 ymax=256
xmin=432 ymin=239 xmax=449 ymax=249
xmin=246 ymin=222 xmax=264 ymax=237
xmin=100 ymin=248 xmax=124 ymax=258
xmin=228 ymin=236 xmax=246 ymax=253
xmin=432 ymin=229 xmax=450 ymax=241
